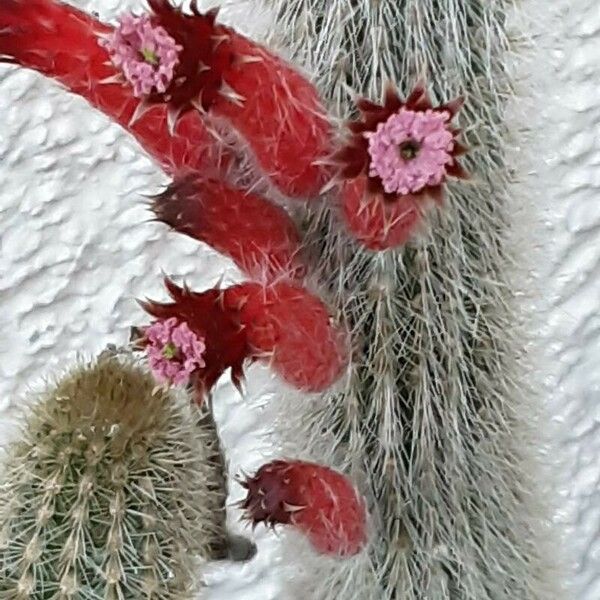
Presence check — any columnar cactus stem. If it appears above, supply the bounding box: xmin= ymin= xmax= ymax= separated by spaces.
xmin=260 ymin=1 xmax=559 ymax=598
xmin=193 ymin=398 xmax=230 ymax=560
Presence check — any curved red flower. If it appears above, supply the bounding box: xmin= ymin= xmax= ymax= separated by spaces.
xmin=139 ymin=278 xmax=348 ymax=398
xmin=337 ymin=83 xmax=468 ymax=204
xmin=99 ymin=1 xmax=334 ymax=199
xmin=223 ymin=282 xmax=348 ymax=393
xmin=150 ymin=174 xmax=305 ymax=281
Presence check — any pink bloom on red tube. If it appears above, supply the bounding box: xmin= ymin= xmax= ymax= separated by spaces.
xmin=336 ymin=83 xmax=468 ymax=204
xmin=145 ymin=317 xmax=206 ymax=385
xmin=365 ymin=109 xmax=455 ymax=196
xmin=102 ymin=13 xmax=182 ymax=97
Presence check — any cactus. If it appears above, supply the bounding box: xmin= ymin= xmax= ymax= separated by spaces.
xmin=0 ymin=355 xmax=223 ymax=598
xmin=0 ymin=0 xmax=558 ymax=596
xmin=257 ymin=1 xmax=560 ymax=598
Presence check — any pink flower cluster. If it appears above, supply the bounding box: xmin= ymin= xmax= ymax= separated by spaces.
xmin=102 ymin=13 xmax=182 ymax=97
xmin=365 ymin=109 xmax=455 ymax=196
xmin=145 ymin=317 xmax=206 ymax=386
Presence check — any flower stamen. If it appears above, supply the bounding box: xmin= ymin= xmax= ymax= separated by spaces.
xmin=162 ymin=342 xmax=178 ymax=360
xmin=398 ymin=140 xmax=420 ymax=161
xmin=140 ymin=47 xmax=159 ymax=65
xmin=101 ymin=14 xmax=182 ymax=98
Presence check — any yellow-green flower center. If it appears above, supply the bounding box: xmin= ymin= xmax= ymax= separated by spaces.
xmin=162 ymin=343 xmax=178 ymax=360
xmin=141 ymin=48 xmax=159 ymax=65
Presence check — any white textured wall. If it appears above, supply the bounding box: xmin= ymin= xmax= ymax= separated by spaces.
xmin=0 ymin=0 xmax=596 ymax=598
xmin=541 ymin=1 xmax=600 ymax=597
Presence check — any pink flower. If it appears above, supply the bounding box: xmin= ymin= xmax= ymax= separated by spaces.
xmin=365 ymin=109 xmax=455 ymax=196
xmin=144 ymin=317 xmax=206 ymax=386
xmin=102 ymin=13 xmax=182 ymax=97
xmin=336 ymin=83 xmax=467 ymax=204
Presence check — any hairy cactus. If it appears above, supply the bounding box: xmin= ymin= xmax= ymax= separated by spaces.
xmin=0 ymin=0 xmax=558 ymax=596
xmin=259 ymin=1 xmax=560 ymax=598
xmin=0 ymin=355 xmax=223 ymax=598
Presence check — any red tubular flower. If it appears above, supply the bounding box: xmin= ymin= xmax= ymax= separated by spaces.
xmin=151 ymin=174 xmax=305 ymax=281
xmin=210 ymin=30 xmax=334 ymax=199
xmin=338 ymin=83 xmax=468 ymax=201
xmin=0 ymin=0 xmax=334 ymax=199
xmin=140 ymin=0 xmax=335 ymax=199
xmin=0 ymin=0 xmax=227 ymax=176
xmin=239 ymin=460 xmax=367 ymax=557
xmin=140 ymin=279 xmax=348 ymax=397
xmin=336 ymin=83 xmax=468 ymax=250
xmin=223 ymin=282 xmax=348 ymax=393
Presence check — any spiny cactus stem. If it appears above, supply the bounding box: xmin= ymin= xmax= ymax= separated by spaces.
xmin=258 ymin=1 xmax=558 ymax=598
xmin=191 ymin=388 xmax=230 ymax=561
xmin=0 ymin=357 xmax=228 ymax=596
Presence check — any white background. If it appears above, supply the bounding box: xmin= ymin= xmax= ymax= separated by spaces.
xmin=0 ymin=0 xmax=597 ymax=598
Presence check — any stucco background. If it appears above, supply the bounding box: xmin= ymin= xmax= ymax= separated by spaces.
xmin=538 ymin=1 xmax=600 ymax=597
xmin=0 ymin=0 xmax=596 ymax=598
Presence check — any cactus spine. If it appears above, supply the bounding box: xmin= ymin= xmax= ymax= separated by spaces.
xmin=0 ymin=356 xmax=224 ymax=599
xmin=260 ymin=1 xmax=559 ymax=598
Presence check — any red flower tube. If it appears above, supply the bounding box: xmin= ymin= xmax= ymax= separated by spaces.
xmin=0 ymin=0 xmax=335 ymax=199
xmin=0 ymin=0 xmax=227 ymax=175
xmin=336 ymin=83 xmax=469 ymax=249
xmin=223 ymin=282 xmax=348 ymax=392
xmin=141 ymin=278 xmax=348 ymax=397
xmin=151 ymin=174 xmax=305 ymax=281
xmin=144 ymin=0 xmax=335 ymax=199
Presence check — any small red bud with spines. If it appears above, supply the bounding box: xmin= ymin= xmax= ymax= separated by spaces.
xmin=151 ymin=174 xmax=305 ymax=281
xmin=240 ymin=460 xmax=367 ymax=557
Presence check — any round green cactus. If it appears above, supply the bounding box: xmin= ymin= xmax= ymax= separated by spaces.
xmin=0 ymin=355 xmax=222 ymax=599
